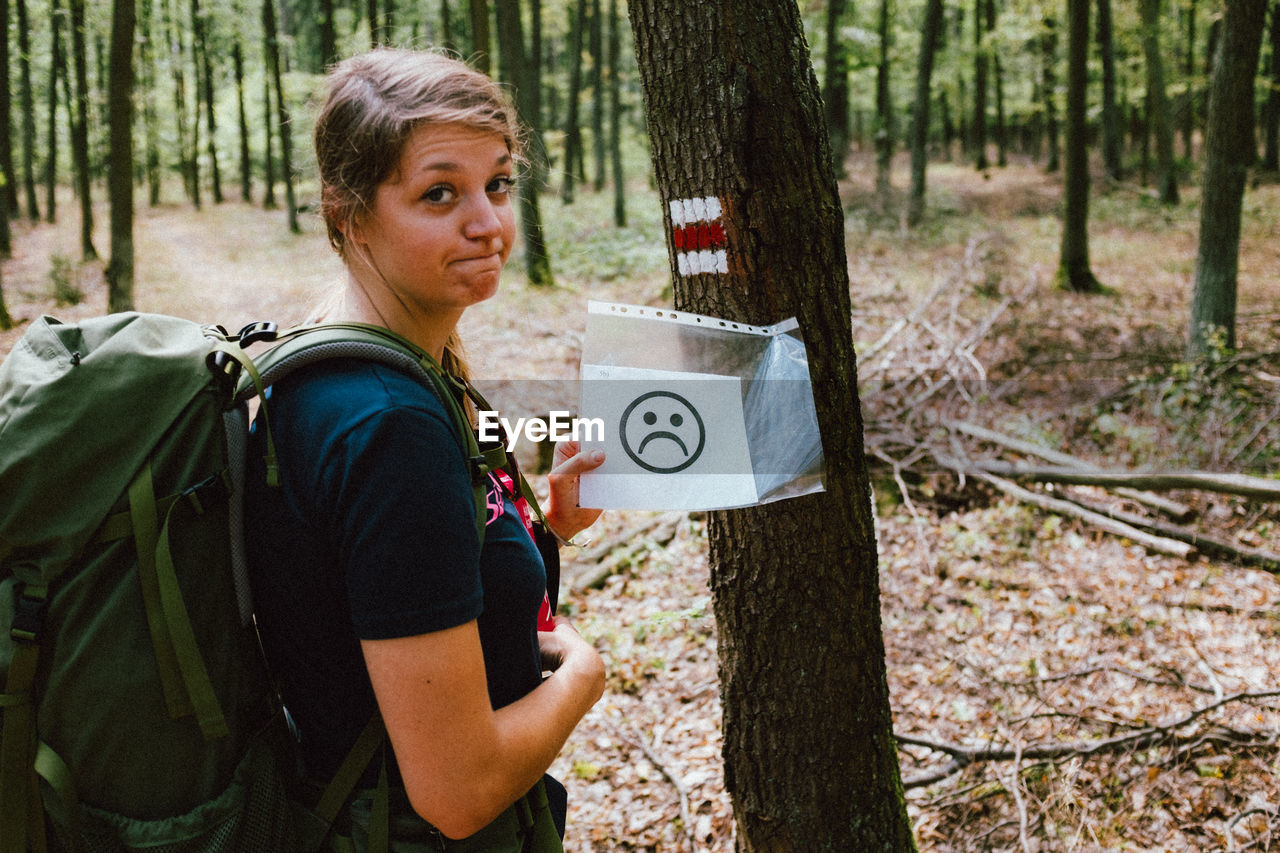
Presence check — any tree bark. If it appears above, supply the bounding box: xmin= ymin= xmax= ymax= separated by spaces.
xmin=875 ymin=0 xmax=894 ymax=205
xmin=1140 ymin=0 xmax=1179 ymax=204
xmin=261 ymin=65 xmax=276 ymax=208
xmin=318 ymin=0 xmax=336 ymax=70
xmin=908 ymin=0 xmax=945 ymax=226
xmin=494 ymin=0 xmax=554 ymax=286
xmin=561 ymin=0 xmax=585 ymax=204
xmin=139 ymin=0 xmax=162 ymax=206
xmin=193 ymin=0 xmax=223 ymax=204
xmin=69 ymin=0 xmax=97 ymax=258
xmin=107 ymin=0 xmax=136 ymax=313
xmin=823 ymin=0 xmax=850 ymax=177
xmin=16 ymin=0 xmax=39 ymax=220
xmin=1189 ymin=0 xmax=1267 ymax=357
xmin=1180 ymin=0 xmax=1197 ymax=161
xmin=1042 ymin=14 xmax=1060 ymax=173
xmin=1263 ymin=0 xmax=1280 ymax=172
xmin=590 ymin=0 xmax=605 ymax=191
xmin=470 ymin=0 xmax=490 ymax=74
xmin=626 ymin=2 xmax=917 ymax=849
xmin=44 ymin=0 xmax=62 ymax=222
xmin=0 ymin=0 xmax=16 ymax=229
xmin=1057 ymin=0 xmax=1100 ymax=292
xmin=607 ymin=0 xmax=625 ymax=226
xmin=1097 ymin=0 xmax=1124 ymax=180
xmin=973 ymin=0 xmax=989 ymax=170
xmin=264 ymin=0 xmax=298 ymax=232
xmin=234 ymin=41 xmax=252 ymax=202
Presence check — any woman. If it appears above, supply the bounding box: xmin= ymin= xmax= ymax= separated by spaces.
xmin=245 ymin=48 xmax=606 ymax=849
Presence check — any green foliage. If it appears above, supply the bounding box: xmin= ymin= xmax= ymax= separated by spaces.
xmin=47 ymin=254 xmax=85 ymax=306
xmin=1101 ymin=333 xmax=1280 ymax=473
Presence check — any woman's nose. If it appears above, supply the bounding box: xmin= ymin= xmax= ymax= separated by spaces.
xmin=463 ymin=198 xmax=503 ymax=240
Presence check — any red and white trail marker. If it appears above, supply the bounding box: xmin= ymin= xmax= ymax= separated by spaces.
xmin=669 ymin=196 xmax=728 ymax=276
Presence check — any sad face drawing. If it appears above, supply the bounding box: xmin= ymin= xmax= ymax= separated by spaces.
xmin=619 ymin=390 xmax=707 ymax=473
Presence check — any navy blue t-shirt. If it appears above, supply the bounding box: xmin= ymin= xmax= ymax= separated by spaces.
xmin=244 ymin=360 xmax=546 ymax=784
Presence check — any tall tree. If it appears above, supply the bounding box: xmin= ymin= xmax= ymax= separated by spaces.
xmin=875 ymin=0 xmax=895 ymax=204
xmin=973 ymin=0 xmax=990 ymax=169
xmin=823 ymin=0 xmax=851 ymax=177
xmin=193 ymin=0 xmax=223 ymax=204
xmin=494 ymin=0 xmax=553 ymax=285
xmin=989 ymin=0 xmax=1008 ymax=167
xmin=1263 ymin=1 xmax=1279 ymax=172
xmin=627 ymin=1 xmax=917 ymax=848
xmin=1140 ymin=0 xmax=1179 ymax=203
xmin=1097 ymin=0 xmax=1124 ymax=180
xmin=607 ymin=0 xmax=625 ymax=226
xmin=139 ymin=0 xmax=162 ymax=205
xmin=1189 ymin=0 xmax=1267 ymax=357
xmin=1041 ymin=12 xmax=1060 ymax=172
xmin=1180 ymin=0 xmax=1197 ymax=160
xmin=590 ymin=0 xmax=605 ymax=191
xmin=471 ymin=0 xmax=490 ymax=74
xmin=560 ymin=0 xmax=586 ymax=204
xmin=908 ymin=0 xmax=946 ymax=226
xmin=0 ymin=0 xmax=15 ymax=224
xmin=234 ymin=40 xmax=252 ymax=202
xmin=318 ymin=0 xmax=336 ymax=69
xmin=45 ymin=0 xmax=63 ymax=222
xmin=166 ymin=0 xmax=197 ymax=207
xmin=1058 ymin=0 xmax=1101 ymax=292
xmin=264 ymin=0 xmax=298 ymax=232
xmin=261 ymin=67 xmax=276 ymax=208
xmin=70 ymin=0 xmax=98 ymax=258
xmin=107 ymin=0 xmax=137 ymax=312
xmin=0 ymin=266 xmax=10 ymax=329
xmin=16 ymin=0 xmax=39 ymax=220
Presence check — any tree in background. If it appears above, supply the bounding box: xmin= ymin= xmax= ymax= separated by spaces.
xmin=1263 ymin=1 xmax=1280 ymax=172
xmin=875 ymin=0 xmax=895 ymax=206
xmin=1041 ymin=12 xmax=1060 ymax=173
xmin=263 ymin=0 xmax=298 ymax=233
xmin=107 ymin=0 xmax=136 ymax=312
xmin=16 ymin=0 xmax=38 ymax=221
xmin=627 ymin=0 xmax=917 ymax=848
xmin=495 ymin=0 xmax=554 ymax=286
xmin=1140 ymin=0 xmax=1178 ymax=204
xmin=973 ymin=0 xmax=990 ymax=170
xmin=69 ymin=0 xmax=97 ymax=259
xmin=560 ymin=0 xmax=586 ymax=204
xmin=1057 ymin=0 xmax=1101 ymax=292
xmin=1097 ymin=0 xmax=1124 ymax=180
xmin=823 ymin=0 xmax=851 ymax=178
xmin=908 ymin=0 xmax=946 ymax=227
xmin=1189 ymin=0 xmax=1267 ymax=357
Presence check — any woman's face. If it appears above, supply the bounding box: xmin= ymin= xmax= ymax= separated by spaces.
xmin=352 ymin=123 xmax=517 ymax=319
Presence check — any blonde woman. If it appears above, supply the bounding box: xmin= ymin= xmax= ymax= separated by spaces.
xmin=246 ymin=48 xmax=606 ymax=851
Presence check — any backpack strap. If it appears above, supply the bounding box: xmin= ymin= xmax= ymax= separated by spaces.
xmin=0 ymin=583 xmax=46 ymax=853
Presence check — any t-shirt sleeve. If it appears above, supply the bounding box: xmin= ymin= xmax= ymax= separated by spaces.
xmin=322 ymin=401 xmax=484 ymax=640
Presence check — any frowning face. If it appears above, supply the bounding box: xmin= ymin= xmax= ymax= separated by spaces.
xmin=619 ymin=390 xmax=706 ymax=473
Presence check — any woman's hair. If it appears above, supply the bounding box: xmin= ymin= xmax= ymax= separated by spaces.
xmin=313 ymin=48 xmax=524 ymax=379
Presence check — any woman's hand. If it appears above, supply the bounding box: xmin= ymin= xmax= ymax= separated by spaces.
xmin=544 ymin=440 xmax=605 ymax=542
xmin=538 ymin=616 xmax=605 ymax=700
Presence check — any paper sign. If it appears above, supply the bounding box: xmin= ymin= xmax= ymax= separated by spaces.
xmin=579 ymin=365 xmax=758 ymax=510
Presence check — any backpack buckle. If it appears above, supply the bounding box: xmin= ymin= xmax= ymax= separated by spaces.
xmin=10 ymin=585 xmax=47 ymax=644
xmin=236 ymin=321 xmax=279 ymax=347
xmin=206 ymin=350 xmax=243 ymax=395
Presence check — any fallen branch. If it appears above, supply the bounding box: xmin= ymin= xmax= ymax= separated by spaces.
xmin=935 ymin=454 xmax=1196 ymax=559
xmin=570 ymin=512 xmax=684 ymax=591
xmin=608 ymin=721 xmax=696 ymax=849
xmin=898 ymin=689 xmax=1280 ymax=789
xmin=970 ymin=461 xmax=1280 ymax=502
xmin=1063 ymin=492 xmax=1280 ymax=574
xmin=945 ymin=420 xmax=1195 ymax=521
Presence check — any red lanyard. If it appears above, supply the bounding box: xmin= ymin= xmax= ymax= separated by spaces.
xmin=493 ymin=470 xmax=556 ymax=632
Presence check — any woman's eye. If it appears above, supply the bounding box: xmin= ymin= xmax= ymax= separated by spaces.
xmin=423 ymin=185 xmax=455 ymax=203
xmin=488 ymin=176 xmax=515 ymax=195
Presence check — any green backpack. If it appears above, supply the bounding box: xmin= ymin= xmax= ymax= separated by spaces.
xmin=0 ymin=312 xmax=551 ymax=853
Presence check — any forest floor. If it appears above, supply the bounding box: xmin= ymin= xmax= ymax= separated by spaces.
xmin=2 ymin=153 xmax=1278 ymax=852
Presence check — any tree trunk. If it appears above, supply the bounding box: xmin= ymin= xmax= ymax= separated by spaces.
xmin=561 ymin=0 xmax=585 ymax=204
xmin=45 ymin=0 xmax=62 ymax=222
xmin=471 ymin=0 xmax=490 ymax=75
xmin=607 ymin=0 xmax=625 ymax=226
xmin=261 ymin=65 xmax=276 ymax=208
xmin=1180 ymin=0 xmax=1197 ymax=160
xmin=139 ymin=0 xmax=161 ymax=206
xmin=166 ymin=0 xmax=196 ymax=207
xmin=264 ymin=0 xmax=298 ymax=232
xmin=16 ymin=0 xmax=39 ymax=220
xmin=107 ymin=0 xmax=136 ymax=313
xmin=1189 ymin=0 xmax=1267 ymax=357
xmin=194 ymin=0 xmax=223 ymax=204
xmin=972 ymin=0 xmax=989 ymax=170
xmin=234 ymin=41 xmax=252 ymax=202
xmin=875 ymin=0 xmax=894 ymax=205
xmin=1058 ymin=0 xmax=1101 ymax=292
xmin=1263 ymin=0 xmax=1280 ymax=172
xmin=1140 ymin=0 xmax=1179 ymax=204
xmin=0 ymin=266 xmax=11 ymax=329
xmin=990 ymin=0 xmax=1007 ymax=169
xmin=70 ymin=0 xmax=97 ymax=258
xmin=626 ymin=2 xmax=917 ymax=849
xmin=367 ymin=0 xmax=380 ymax=45
xmin=823 ymin=0 xmax=850 ymax=177
xmin=0 ymin=0 xmax=16 ymax=228
xmin=494 ymin=0 xmax=554 ymax=286
xmin=1042 ymin=14 xmax=1060 ymax=173
xmin=1097 ymin=0 xmax=1124 ymax=180
xmin=318 ymin=0 xmax=336 ymax=69
xmin=590 ymin=0 xmax=605 ymax=191
xmin=908 ymin=0 xmax=945 ymax=226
